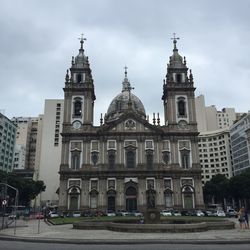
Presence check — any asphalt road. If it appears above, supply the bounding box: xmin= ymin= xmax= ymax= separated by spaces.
xmin=0 ymin=241 xmax=249 ymax=250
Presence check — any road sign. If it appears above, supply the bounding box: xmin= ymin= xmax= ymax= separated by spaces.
xmin=2 ymin=200 xmax=7 ymax=206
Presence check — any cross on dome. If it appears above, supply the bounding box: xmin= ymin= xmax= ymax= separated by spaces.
xmin=78 ymin=34 xmax=87 ymax=51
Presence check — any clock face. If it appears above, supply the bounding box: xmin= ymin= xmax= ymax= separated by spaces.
xmin=73 ymin=120 xmax=81 ymax=129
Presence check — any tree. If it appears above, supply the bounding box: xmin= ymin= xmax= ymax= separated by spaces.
xmin=203 ymin=174 xmax=229 ymax=205
xmin=0 ymin=170 xmax=46 ymax=206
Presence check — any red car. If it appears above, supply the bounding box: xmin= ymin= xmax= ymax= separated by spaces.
xmin=35 ymin=212 xmax=44 ymax=219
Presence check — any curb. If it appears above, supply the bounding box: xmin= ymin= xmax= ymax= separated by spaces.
xmin=1 ymin=235 xmax=250 ymax=245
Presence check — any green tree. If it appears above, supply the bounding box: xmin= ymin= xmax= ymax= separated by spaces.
xmin=0 ymin=170 xmax=46 ymax=206
xmin=203 ymin=174 xmax=229 ymax=204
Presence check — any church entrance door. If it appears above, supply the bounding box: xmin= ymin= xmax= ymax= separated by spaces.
xmin=125 ymin=186 xmax=137 ymax=212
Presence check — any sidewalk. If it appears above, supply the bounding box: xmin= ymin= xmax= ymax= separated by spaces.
xmin=0 ymin=217 xmax=250 ymax=244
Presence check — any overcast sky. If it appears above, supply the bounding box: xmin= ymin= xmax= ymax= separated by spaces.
xmin=0 ymin=0 xmax=249 ymax=125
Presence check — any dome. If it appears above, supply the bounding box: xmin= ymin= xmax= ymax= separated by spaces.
xmin=105 ymin=70 xmax=146 ymax=122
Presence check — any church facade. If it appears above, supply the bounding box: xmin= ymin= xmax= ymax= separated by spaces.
xmin=58 ymin=37 xmax=204 ymax=213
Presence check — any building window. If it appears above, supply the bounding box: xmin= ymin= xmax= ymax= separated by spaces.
xmin=91 ymin=152 xmax=99 ymax=165
xmin=74 ymin=101 xmax=82 ymax=117
xmin=146 ymin=150 xmax=154 ymax=169
xmin=107 ymin=179 xmax=116 ymax=190
xmin=164 ymin=178 xmax=172 ymax=189
xmin=108 ymin=150 xmax=116 ymax=169
xmin=91 ymin=140 xmax=99 ymax=165
xmin=70 ymin=141 xmax=82 ymax=169
xmin=176 ymin=73 xmax=182 ymax=83
xmin=179 ymin=140 xmax=191 ymax=169
xmin=90 ymin=179 xmax=98 ymax=190
xmin=180 ymin=149 xmax=190 ymax=169
xmin=145 ymin=140 xmax=154 ymax=150
xmin=177 ymin=98 xmax=186 ymax=117
xmin=126 ymin=149 xmax=136 ymax=168
xmin=77 ymin=73 xmax=82 ymax=83
xmin=146 ymin=178 xmax=155 ymax=190
xmin=164 ymin=190 xmax=173 ymax=208
xmin=107 ymin=140 xmax=116 ymax=150
xmin=71 ymin=150 xmax=81 ymax=170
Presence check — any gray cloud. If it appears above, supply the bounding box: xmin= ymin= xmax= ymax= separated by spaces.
xmin=0 ymin=0 xmax=249 ymax=123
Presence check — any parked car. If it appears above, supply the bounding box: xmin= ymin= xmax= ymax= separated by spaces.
xmin=172 ymin=210 xmax=181 ymax=216
xmin=160 ymin=210 xmax=173 ymax=216
xmin=181 ymin=210 xmax=193 ymax=216
xmin=49 ymin=212 xmax=59 ymax=218
xmin=131 ymin=210 xmax=143 ymax=217
xmin=226 ymin=209 xmax=237 ymax=218
xmin=195 ymin=210 xmax=205 ymax=217
xmin=116 ymin=210 xmax=130 ymax=216
xmin=203 ymin=210 xmax=214 ymax=217
xmin=107 ymin=210 xmax=116 ymax=216
xmin=35 ymin=212 xmax=44 ymax=219
xmin=73 ymin=212 xmax=81 ymax=217
xmin=216 ymin=210 xmax=226 ymax=217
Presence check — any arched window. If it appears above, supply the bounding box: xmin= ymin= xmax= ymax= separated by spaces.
xmin=178 ymin=99 xmax=186 ymax=116
xmin=180 ymin=148 xmax=190 ymax=169
xmin=74 ymin=101 xmax=82 ymax=117
xmin=77 ymin=73 xmax=82 ymax=83
xmin=71 ymin=150 xmax=81 ymax=170
xmin=126 ymin=149 xmax=136 ymax=168
xmin=176 ymin=74 xmax=182 ymax=83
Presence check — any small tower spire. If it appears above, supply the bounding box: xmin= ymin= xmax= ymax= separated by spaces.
xmin=122 ymin=66 xmax=132 ymax=91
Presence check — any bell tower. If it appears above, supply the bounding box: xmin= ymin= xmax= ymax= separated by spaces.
xmin=63 ymin=35 xmax=96 ymax=128
xmin=162 ymin=34 xmax=197 ymax=130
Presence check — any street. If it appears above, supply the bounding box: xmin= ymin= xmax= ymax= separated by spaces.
xmin=0 ymin=241 xmax=249 ymax=250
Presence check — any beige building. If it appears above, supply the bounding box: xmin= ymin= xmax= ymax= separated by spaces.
xmin=58 ymin=38 xmax=204 ymax=213
xmin=39 ymin=100 xmax=63 ymax=206
xmin=195 ymin=95 xmax=237 ymax=132
xmin=12 ymin=116 xmax=43 ymax=172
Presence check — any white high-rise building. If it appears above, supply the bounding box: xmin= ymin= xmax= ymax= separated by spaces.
xmin=198 ymin=128 xmax=232 ymax=185
xmin=39 ymin=99 xmax=63 ymax=206
xmin=195 ymin=95 xmax=240 ymax=184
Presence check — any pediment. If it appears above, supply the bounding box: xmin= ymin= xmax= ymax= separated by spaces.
xmin=98 ymin=112 xmax=163 ymax=134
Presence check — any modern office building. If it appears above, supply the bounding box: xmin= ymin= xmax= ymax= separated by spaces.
xmin=58 ymin=37 xmax=204 ymax=212
xmin=0 ymin=112 xmax=16 ymax=172
xmin=198 ymin=128 xmax=232 ymax=184
xmin=230 ymin=112 xmax=250 ymax=176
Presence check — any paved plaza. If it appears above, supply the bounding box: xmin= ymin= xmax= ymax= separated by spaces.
xmin=0 ymin=217 xmax=249 ymax=244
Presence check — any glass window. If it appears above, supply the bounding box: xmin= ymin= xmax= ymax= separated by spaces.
xmin=126 ymin=150 xmax=136 ymax=168
xmin=71 ymin=150 xmax=81 ymax=170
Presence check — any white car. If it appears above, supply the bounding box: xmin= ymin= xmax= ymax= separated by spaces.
xmin=107 ymin=210 xmax=116 ymax=217
xmin=49 ymin=212 xmax=59 ymax=218
xmin=160 ymin=210 xmax=173 ymax=216
xmin=196 ymin=210 xmax=205 ymax=216
xmin=216 ymin=210 xmax=226 ymax=217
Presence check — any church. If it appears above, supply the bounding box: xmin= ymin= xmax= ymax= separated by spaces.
xmin=58 ymin=36 xmax=204 ymax=213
